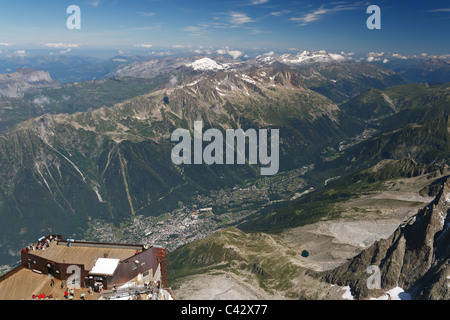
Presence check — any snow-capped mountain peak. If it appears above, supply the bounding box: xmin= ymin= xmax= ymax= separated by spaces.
xmin=185 ymin=57 xmax=229 ymax=71
xmin=280 ymin=50 xmax=347 ymax=64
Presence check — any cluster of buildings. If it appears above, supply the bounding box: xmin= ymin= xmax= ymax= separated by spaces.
xmin=87 ymin=206 xmax=219 ymax=252
xmin=0 ymin=234 xmax=173 ymax=300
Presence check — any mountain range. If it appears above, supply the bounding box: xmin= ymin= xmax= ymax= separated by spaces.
xmin=0 ymin=51 xmax=449 ymax=300
xmin=0 ymin=59 xmax=367 ymax=264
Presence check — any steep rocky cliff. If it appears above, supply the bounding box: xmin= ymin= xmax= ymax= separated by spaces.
xmin=324 ymin=179 xmax=450 ymax=300
xmin=0 ymin=68 xmax=58 ymax=98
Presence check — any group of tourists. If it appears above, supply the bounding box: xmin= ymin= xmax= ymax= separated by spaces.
xmin=24 ymin=235 xmax=60 ymax=252
xmin=31 ymin=278 xmax=89 ymax=300
xmin=32 ymin=293 xmax=53 ymax=299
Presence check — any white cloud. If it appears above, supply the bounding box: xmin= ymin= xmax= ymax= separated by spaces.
xmin=229 ymin=12 xmax=254 ymax=25
xmin=184 ymin=25 xmax=205 ymax=36
xmin=217 ymin=49 xmax=243 ymax=59
xmin=228 ymin=50 xmax=243 ymax=59
xmin=43 ymin=43 xmax=80 ymax=48
xmin=250 ymin=0 xmax=269 ymax=4
xmin=169 ymin=75 xmax=178 ymax=86
xmin=368 ymin=52 xmax=384 ymax=57
xmin=132 ymin=24 xmax=163 ymax=31
xmin=172 ymin=45 xmax=184 ymax=48
xmin=33 ymin=96 xmax=53 ymax=105
xmin=0 ymin=43 xmax=12 ymax=46
xmin=134 ymin=44 xmax=153 ymax=48
xmin=89 ymin=0 xmax=101 ymax=7
xmin=270 ymin=10 xmax=291 ymax=17
xmin=290 ymin=3 xmax=362 ymax=26
xmin=13 ymin=50 xmax=26 ymax=57
xmin=367 ymin=53 xmax=391 ymax=63
xmin=139 ymin=12 xmax=156 ymax=17
xmin=424 ymin=8 xmax=450 ymax=12
xmin=392 ymin=53 xmax=408 ymax=59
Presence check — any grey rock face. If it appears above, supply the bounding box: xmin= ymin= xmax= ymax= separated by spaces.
xmin=0 ymin=68 xmax=58 ymax=98
xmin=324 ymin=179 xmax=450 ymax=300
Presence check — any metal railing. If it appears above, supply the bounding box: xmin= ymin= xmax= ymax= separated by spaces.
xmin=99 ymin=283 xmax=173 ymax=300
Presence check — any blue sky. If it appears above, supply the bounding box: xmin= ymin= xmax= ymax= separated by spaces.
xmin=0 ymin=0 xmax=449 ymax=56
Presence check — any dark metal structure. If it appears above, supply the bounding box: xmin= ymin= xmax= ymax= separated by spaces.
xmin=20 ymin=235 xmax=168 ymax=290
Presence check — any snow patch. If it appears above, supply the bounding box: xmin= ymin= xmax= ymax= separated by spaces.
xmin=341 ymin=286 xmax=354 ymax=300
xmin=93 ymin=187 xmax=104 ymax=203
xmin=45 ymin=143 xmax=86 ymax=182
xmin=445 ymin=193 xmax=450 ymax=203
xmin=241 ymin=74 xmax=257 ymax=85
xmin=370 ymin=287 xmax=411 ymax=300
xmin=35 ymin=163 xmax=52 ymax=192
xmin=186 ymin=58 xmax=226 ymax=71
xmin=281 ymin=50 xmax=347 ymax=64
xmin=186 ymin=79 xmax=200 ymax=86
xmin=216 ymin=86 xmax=227 ymax=96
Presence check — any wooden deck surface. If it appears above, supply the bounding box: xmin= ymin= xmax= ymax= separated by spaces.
xmin=30 ymin=240 xmax=138 ymax=270
xmin=0 ymin=239 xmax=148 ymax=300
xmin=0 ymin=267 xmax=100 ymax=300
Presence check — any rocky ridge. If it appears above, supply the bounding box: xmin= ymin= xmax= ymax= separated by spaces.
xmin=0 ymin=68 xmax=58 ymax=98
xmin=324 ymin=178 xmax=450 ymax=300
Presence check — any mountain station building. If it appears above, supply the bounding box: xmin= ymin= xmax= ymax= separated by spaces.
xmin=0 ymin=234 xmax=171 ymax=300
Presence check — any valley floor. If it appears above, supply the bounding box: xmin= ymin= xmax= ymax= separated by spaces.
xmin=171 ymin=170 xmax=447 ymax=300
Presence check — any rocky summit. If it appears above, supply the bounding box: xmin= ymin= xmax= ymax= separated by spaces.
xmin=324 ymin=178 xmax=450 ymax=300
xmin=0 ymin=68 xmax=58 ymax=98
